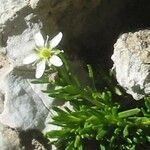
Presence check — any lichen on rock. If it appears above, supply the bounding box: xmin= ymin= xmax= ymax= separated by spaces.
xmin=112 ymin=30 xmax=150 ymax=100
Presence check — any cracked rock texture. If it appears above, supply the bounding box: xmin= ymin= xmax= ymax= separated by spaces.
xmin=1 ymin=0 xmax=150 ymax=149
xmin=112 ymin=30 xmax=150 ymax=100
xmin=0 ymin=0 xmax=55 ymax=131
xmin=0 ymin=123 xmax=22 ymax=150
xmin=0 ymin=66 xmax=51 ymax=130
xmin=0 ymin=0 xmax=105 ymax=132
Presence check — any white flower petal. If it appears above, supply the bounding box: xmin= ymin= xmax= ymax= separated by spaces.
xmin=49 ymin=55 xmax=63 ymax=67
xmin=50 ymin=32 xmax=63 ymax=49
xmin=23 ymin=54 xmax=38 ymax=64
xmin=35 ymin=60 xmax=46 ymax=78
xmin=34 ymin=31 xmax=45 ymax=47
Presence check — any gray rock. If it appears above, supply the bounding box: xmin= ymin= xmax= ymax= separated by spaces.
xmin=0 ymin=0 xmax=89 ymax=133
xmin=0 ymin=0 xmax=27 ymax=25
xmin=112 ymin=30 xmax=150 ymax=100
xmin=0 ymin=39 xmax=51 ymax=131
xmin=0 ymin=0 xmax=54 ymax=131
xmin=0 ymin=92 xmax=4 ymax=114
xmin=0 ymin=123 xmax=22 ymax=150
xmin=0 ymin=66 xmax=52 ymax=130
xmin=0 ymin=123 xmax=51 ymax=150
xmin=0 ymin=0 xmax=112 ymax=137
xmin=6 ymin=25 xmax=41 ymax=67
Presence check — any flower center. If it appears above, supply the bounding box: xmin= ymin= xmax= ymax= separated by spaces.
xmin=40 ymin=48 xmax=51 ymax=59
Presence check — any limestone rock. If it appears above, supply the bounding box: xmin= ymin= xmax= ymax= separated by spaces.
xmin=0 ymin=0 xmax=27 ymax=25
xmin=1 ymin=0 xmax=143 ymax=136
xmin=0 ymin=92 xmax=4 ymax=114
xmin=0 ymin=51 xmax=52 ymax=131
xmin=0 ymin=0 xmax=103 ymax=133
xmin=0 ymin=124 xmax=22 ymax=150
xmin=0 ymin=0 xmax=54 ymax=131
xmin=0 ymin=61 xmax=52 ymax=130
xmin=6 ymin=25 xmax=40 ymax=67
xmin=112 ymin=30 xmax=150 ymax=100
xmin=0 ymin=123 xmax=51 ymax=150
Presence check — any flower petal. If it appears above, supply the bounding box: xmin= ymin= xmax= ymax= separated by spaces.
xmin=35 ymin=60 xmax=46 ymax=78
xmin=23 ymin=54 xmax=38 ymax=64
xmin=34 ymin=31 xmax=45 ymax=47
xmin=49 ymin=55 xmax=63 ymax=67
xmin=49 ymin=32 xmax=63 ymax=49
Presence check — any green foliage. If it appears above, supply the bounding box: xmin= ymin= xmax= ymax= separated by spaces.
xmin=36 ymin=55 xmax=150 ymax=150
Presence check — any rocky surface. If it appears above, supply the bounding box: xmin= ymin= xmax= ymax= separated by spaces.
xmin=0 ymin=0 xmax=27 ymax=25
xmin=0 ymin=123 xmax=22 ymax=150
xmin=0 ymin=0 xmax=54 ymax=131
xmin=0 ymin=66 xmax=52 ymax=130
xmin=0 ymin=0 xmax=150 ymax=149
xmin=0 ymin=123 xmax=51 ymax=150
xmin=0 ymin=0 xmax=105 ymax=132
xmin=112 ymin=30 xmax=150 ymax=100
xmin=0 ymin=0 xmax=55 ymax=148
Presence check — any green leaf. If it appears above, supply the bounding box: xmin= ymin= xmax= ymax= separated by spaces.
xmin=84 ymin=122 xmax=92 ymax=128
xmin=63 ymin=85 xmax=80 ymax=95
xmin=53 ymin=113 xmax=82 ymax=124
xmin=127 ymin=138 xmax=132 ymax=144
xmin=87 ymin=64 xmax=96 ymax=91
xmin=146 ymin=136 xmax=150 ymax=142
xmin=46 ymin=129 xmax=70 ymax=138
xmin=65 ymin=141 xmax=75 ymax=150
xmin=114 ymin=86 xmax=122 ymax=96
xmin=101 ymin=91 xmax=112 ymax=102
xmin=112 ymin=106 xmax=119 ymax=116
xmin=53 ymin=106 xmax=68 ymax=115
xmin=114 ymin=128 xmax=121 ymax=135
xmin=130 ymin=145 xmax=136 ymax=150
xmin=50 ymin=121 xmax=67 ymax=127
xmin=100 ymin=144 xmax=106 ymax=150
xmin=79 ymin=126 xmax=92 ymax=135
xmin=87 ymin=64 xmax=94 ymax=78
xmin=92 ymin=92 xmax=102 ymax=99
xmin=133 ymin=137 xmax=138 ymax=143
xmin=78 ymin=144 xmax=83 ymax=150
xmin=118 ymin=108 xmax=140 ymax=118
xmin=74 ymin=135 xmax=81 ymax=148
xmin=145 ymin=97 xmax=150 ymax=112
xmin=123 ymin=125 xmax=129 ymax=137
xmin=136 ymin=129 xmax=143 ymax=135
xmin=96 ymin=128 xmax=107 ymax=140
xmin=49 ymin=93 xmax=81 ymax=100
xmin=86 ymin=115 xmax=99 ymax=124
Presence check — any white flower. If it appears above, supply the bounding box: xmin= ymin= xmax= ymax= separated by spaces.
xmin=23 ymin=31 xmax=63 ymax=78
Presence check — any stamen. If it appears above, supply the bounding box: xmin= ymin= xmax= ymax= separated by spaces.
xmin=40 ymin=48 xmax=51 ymax=59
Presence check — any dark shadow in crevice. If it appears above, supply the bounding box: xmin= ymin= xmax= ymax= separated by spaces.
xmin=56 ymin=0 xmax=150 ymax=70
xmin=19 ymin=129 xmax=51 ymax=150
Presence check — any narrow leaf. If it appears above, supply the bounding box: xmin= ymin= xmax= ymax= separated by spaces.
xmin=118 ymin=108 xmax=140 ymax=118
xmin=74 ymin=135 xmax=81 ymax=148
xmin=100 ymin=144 xmax=106 ymax=150
xmin=123 ymin=125 xmax=129 ymax=137
xmin=96 ymin=128 xmax=107 ymax=140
